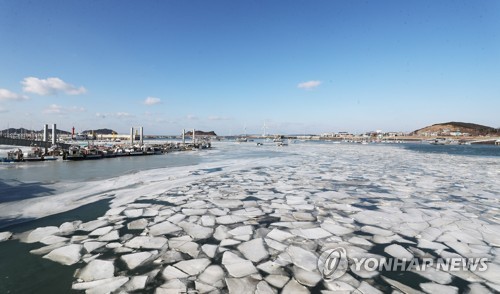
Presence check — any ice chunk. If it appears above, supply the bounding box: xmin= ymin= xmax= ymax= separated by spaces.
xmin=357 ymin=281 xmax=383 ymax=294
xmin=83 ymin=241 xmax=106 ymax=253
xmin=286 ymin=245 xmax=318 ymax=271
xmin=282 ymin=278 xmax=309 ymax=294
xmin=173 ymin=258 xmax=211 ymax=276
xmin=198 ymin=265 xmax=225 ymax=285
xmin=200 ymin=215 xmax=215 ymax=227
xmin=127 ymin=219 xmax=148 ymax=230
xmin=266 ymin=228 xmax=294 ymax=242
xmin=76 ymin=259 xmax=114 ymax=282
xmin=97 ymin=230 xmax=119 ymax=242
xmin=79 ymin=220 xmax=108 ymax=232
xmin=225 ymin=277 xmax=260 ymax=294
xmin=72 ymin=277 xmax=128 ymax=292
xmin=229 ymin=225 xmax=254 ymax=236
xmin=256 ymin=281 xmax=276 ymax=294
xmin=89 ymin=226 xmax=113 ymax=237
xmin=40 ymin=235 xmax=68 ymax=245
xmin=384 ymin=244 xmax=413 ymax=260
xmin=321 ymin=223 xmax=354 ymax=236
xmin=216 ymin=215 xmax=249 ymax=225
xmin=237 ymin=238 xmax=269 ymax=263
xmin=43 ymin=244 xmax=82 ymax=265
xmin=124 ymin=209 xmax=143 ymax=218
xmin=265 ymin=274 xmax=290 ymax=288
xmin=162 ymin=265 xmax=189 ymax=280
xmin=122 ymin=276 xmax=148 ymax=292
xmin=201 ymin=244 xmax=218 ymax=258
xmin=292 ymin=266 xmax=322 ymax=287
xmin=178 ymin=221 xmax=213 ymax=240
xmin=125 ymin=236 xmax=168 ymax=250
xmin=121 ymin=251 xmax=153 ymax=270
xmin=195 ymin=281 xmax=217 ymax=293
xmin=291 ymin=228 xmax=332 ymax=239
xmin=25 ymin=226 xmax=60 ymax=243
xmin=222 ymin=251 xmax=258 ymax=277
xmin=149 ymin=221 xmax=182 ymax=236
xmin=420 ymin=283 xmax=458 ymax=294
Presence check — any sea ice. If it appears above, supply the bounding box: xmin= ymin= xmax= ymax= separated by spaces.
xmin=149 ymin=221 xmax=182 ymax=236
xmin=198 ymin=265 xmax=225 ymax=285
xmin=420 ymin=283 xmax=458 ymax=294
xmin=89 ymin=226 xmax=113 ymax=236
xmin=125 ymin=236 xmax=168 ymax=250
xmin=222 ymin=251 xmax=258 ymax=277
xmin=237 ymin=238 xmax=269 ymax=263
xmin=178 ymin=221 xmax=213 ymax=240
xmin=290 ymin=228 xmax=332 ymax=239
xmin=265 ymin=274 xmax=290 ymax=288
xmin=216 ymin=215 xmax=249 ymax=225
xmin=282 ymin=278 xmax=309 ymax=294
xmin=266 ymin=228 xmax=294 ymax=242
xmin=83 ymin=241 xmax=106 ymax=253
xmin=225 ymin=277 xmax=260 ymax=294
xmin=127 ymin=218 xmax=148 ymax=230
xmin=25 ymin=226 xmax=60 ymax=243
xmin=173 ymin=258 xmax=211 ymax=276
xmin=76 ymin=259 xmax=115 ymax=282
xmin=162 ymin=265 xmax=189 ymax=280
xmin=201 ymin=244 xmax=218 ymax=258
xmin=384 ymin=244 xmax=413 ymax=260
xmin=121 ymin=251 xmax=153 ymax=270
xmin=43 ymin=244 xmax=82 ymax=265
xmin=286 ymin=245 xmax=318 ymax=271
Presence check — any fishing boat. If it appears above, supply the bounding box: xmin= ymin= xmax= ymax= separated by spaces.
xmin=64 ymin=145 xmax=85 ymax=160
xmin=23 ymin=146 xmax=44 ymax=161
xmin=83 ymin=146 xmax=103 ymax=159
xmin=7 ymin=149 xmax=24 ymax=162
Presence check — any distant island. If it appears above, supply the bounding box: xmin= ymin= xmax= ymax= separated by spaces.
xmin=412 ymin=122 xmax=499 ymax=137
xmin=82 ymin=129 xmax=117 ymax=135
xmin=185 ymin=130 xmax=217 ymax=136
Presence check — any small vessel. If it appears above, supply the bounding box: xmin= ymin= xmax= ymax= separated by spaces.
xmin=256 ymin=142 xmax=263 ymax=146
xmin=142 ymin=145 xmax=155 ymax=155
xmin=7 ymin=148 xmax=24 ymax=162
xmin=236 ymin=137 xmax=248 ymax=143
xmin=23 ymin=146 xmax=44 ymax=161
xmin=83 ymin=146 xmax=103 ymax=159
xmin=64 ymin=145 xmax=85 ymax=160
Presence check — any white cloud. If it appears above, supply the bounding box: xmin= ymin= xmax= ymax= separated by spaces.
xmin=22 ymin=77 xmax=87 ymax=96
xmin=0 ymin=88 xmax=29 ymax=101
xmin=186 ymin=114 xmax=199 ymax=120
xmin=43 ymin=104 xmax=86 ymax=114
xmin=208 ymin=116 xmax=231 ymax=121
xmin=297 ymin=80 xmax=321 ymax=90
xmin=144 ymin=96 xmax=161 ymax=105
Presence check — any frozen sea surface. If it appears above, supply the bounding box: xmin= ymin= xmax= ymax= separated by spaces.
xmin=0 ymin=142 xmax=499 ymax=293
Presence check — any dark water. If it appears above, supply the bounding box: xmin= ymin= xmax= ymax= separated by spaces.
xmin=0 ymin=199 xmax=110 ymax=294
xmin=403 ymin=143 xmax=500 ymax=157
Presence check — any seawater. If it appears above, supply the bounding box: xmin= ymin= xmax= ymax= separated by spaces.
xmin=0 ymin=141 xmax=498 ymax=293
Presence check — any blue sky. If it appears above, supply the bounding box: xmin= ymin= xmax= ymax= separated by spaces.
xmin=1 ymin=0 xmax=499 ymax=135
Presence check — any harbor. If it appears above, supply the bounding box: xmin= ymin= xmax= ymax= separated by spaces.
xmin=0 ymin=124 xmax=212 ymax=163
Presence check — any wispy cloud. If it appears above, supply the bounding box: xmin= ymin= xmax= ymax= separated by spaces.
xmin=0 ymin=88 xmax=29 ymax=101
xmin=297 ymin=80 xmax=321 ymax=90
xmin=0 ymin=106 xmax=8 ymax=113
xmin=115 ymin=112 xmax=135 ymax=119
xmin=43 ymin=104 xmax=86 ymax=114
xmin=144 ymin=96 xmax=161 ymax=105
xmin=208 ymin=115 xmax=231 ymax=121
xmin=186 ymin=114 xmax=199 ymax=120
xmin=22 ymin=77 xmax=87 ymax=96
xmin=95 ymin=112 xmax=135 ymax=119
